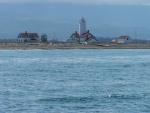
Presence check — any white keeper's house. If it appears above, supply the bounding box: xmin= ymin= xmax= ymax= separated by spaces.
xmin=17 ymin=31 xmax=40 ymax=43
xmin=117 ymin=36 xmax=132 ymax=43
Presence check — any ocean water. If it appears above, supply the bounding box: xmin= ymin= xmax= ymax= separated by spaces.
xmin=0 ymin=49 xmax=150 ymax=113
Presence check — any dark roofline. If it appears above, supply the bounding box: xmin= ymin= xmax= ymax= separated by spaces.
xmin=118 ymin=36 xmax=129 ymax=39
xmin=18 ymin=33 xmax=39 ymax=38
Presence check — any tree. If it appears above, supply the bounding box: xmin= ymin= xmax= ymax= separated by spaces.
xmin=41 ymin=34 xmax=48 ymax=42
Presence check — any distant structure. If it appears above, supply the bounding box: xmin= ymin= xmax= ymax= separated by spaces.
xmin=68 ymin=17 xmax=97 ymax=43
xmin=117 ymin=36 xmax=132 ymax=43
xmin=79 ymin=17 xmax=86 ymax=35
xmin=17 ymin=31 xmax=40 ymax=43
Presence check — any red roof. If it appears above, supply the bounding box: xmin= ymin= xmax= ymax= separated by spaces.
xmin=18 ymin=33 xmax=39 ymax=38
xmin=86 ymin=37 xmax=93 ymax=42
xmin=74 ymin=32 xmax=90 ymax=38
xmin=118 ymin=36 xmax=129 ymax=39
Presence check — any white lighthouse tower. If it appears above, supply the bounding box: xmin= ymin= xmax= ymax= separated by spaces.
xmin=79 ymin=17 xmax=86 ymax=35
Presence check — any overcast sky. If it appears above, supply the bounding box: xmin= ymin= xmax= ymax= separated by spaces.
xmin=0 ymin=0 xmax=150 ymax=5
xmin=0 ymin=0 xmax=150 ymax=40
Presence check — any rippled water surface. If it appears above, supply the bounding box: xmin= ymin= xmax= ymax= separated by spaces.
xmin=0 ymin=49 xmax=150 ymax=112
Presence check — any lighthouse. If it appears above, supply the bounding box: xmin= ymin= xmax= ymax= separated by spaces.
xmin=69 ymin=17 xmax=97 ymax=43
xmin=79 ymin=17 xmax=86 ymax=35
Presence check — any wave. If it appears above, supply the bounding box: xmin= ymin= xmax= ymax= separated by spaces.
xmin=38 ymin=96 xmax=96 ymax=103
xmin=38 ymin=93 xmax=149 ymax=104
xmin=107 ymin=94 xmax=148 ymax=100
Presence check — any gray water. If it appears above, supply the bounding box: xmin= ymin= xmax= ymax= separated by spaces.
xmin=0 ymin=49 xmax=150 ymax=113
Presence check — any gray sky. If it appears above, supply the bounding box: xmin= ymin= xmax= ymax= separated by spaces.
xmin=0 ymin=0 xmax=150 ymax=40
xmin=1 ymin=0 xmax=150 ymax=5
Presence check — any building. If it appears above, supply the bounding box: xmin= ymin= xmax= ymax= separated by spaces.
xmin=79 ymin=17 xmax=86 ymax=35
xmin=69 ymin=17 xmax=97 ymax=43
xmin=17 ymin=31 xmax=40 ymax=43
xmin=117 ymin=36 xmax=132 ymax=43
xmin=69 ymin=30 xmax=97 ymax=43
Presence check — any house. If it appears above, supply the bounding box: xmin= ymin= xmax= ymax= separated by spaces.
xmin=117 ymin=36 xmax=132 ymax=43
xmin=68 ymin=31 xmax=97 ymax=43
xmin=17 ymin=31 xmax=40 ymax=43
xmin=68 ymin=18 xmax=97 ymax=43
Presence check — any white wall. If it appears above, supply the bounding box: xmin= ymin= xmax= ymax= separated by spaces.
xmin=79 ymin=19 xmax=86 ymax=35
xmin=117 ymin=37 xmax=132 ymax=43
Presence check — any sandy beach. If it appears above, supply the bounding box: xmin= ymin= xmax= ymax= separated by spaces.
xmin=0 ymin=42 xmax=150 ymax=50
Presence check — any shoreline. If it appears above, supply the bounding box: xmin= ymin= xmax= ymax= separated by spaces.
xmin=0 ymin=42 xmax=150 ymax=50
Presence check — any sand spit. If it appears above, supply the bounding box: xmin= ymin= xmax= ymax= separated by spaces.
xmin=0 ymin=43 xmax=150 ymax=50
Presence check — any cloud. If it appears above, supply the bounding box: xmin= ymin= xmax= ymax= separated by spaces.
xmin=1 ymin=0 xmax=150 ymax=5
